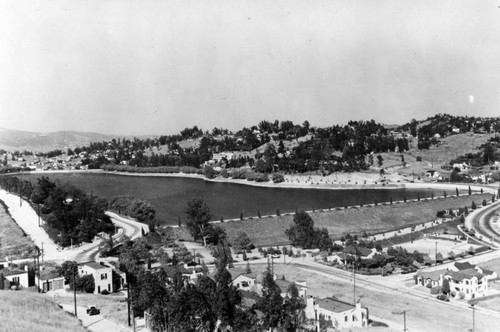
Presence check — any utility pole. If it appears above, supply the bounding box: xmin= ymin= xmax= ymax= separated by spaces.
xmin=353 ymin=264 xmax=356 ymax=305
xmin=73 ymin=265 xmax=77 ymax=317
xmin=471 ymin=303 xmax=476 ymax=332
xmin=435 ymin=242 xmax=438 ymax=265
xmin=36 ymin=248 xmax=41 ymax=293
xmin=403 ymin=310 xmax=407 ymax=332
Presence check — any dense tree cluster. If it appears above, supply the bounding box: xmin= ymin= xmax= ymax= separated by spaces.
xmin=285 ymin=210 xmax=333 ymax=251
xmin=108 ymin=195 xmax=156 ymax=225
xmin=0 ymin=176 xmax=114 ymax=247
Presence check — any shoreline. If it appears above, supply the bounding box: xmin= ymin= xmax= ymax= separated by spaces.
xmin=17 ymin=169 xmax=496 ymax=194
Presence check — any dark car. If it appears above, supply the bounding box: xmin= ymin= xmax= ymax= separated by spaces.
xmin=86 ymin=305 xmax=100 ymax=316
xmin=436 ymin=294 xmax=449 ymax=302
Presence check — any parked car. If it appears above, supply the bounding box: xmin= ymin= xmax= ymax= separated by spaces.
xmin=86 ymin=305 xmax=100 ymax=316
xmin=436 ymin=294 xmax=449 ymax=302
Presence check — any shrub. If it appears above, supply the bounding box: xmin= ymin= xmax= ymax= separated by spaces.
xmin=416 ymin=156 xmax=422 ymax=162
xmin=272 ymin=173 xmax=285 ymax=183
xmin=459 ymin=291 xmax=465 ymax=299
xmin=482 ymin=199 xmax=487 ymax=206
xmin=430 ymin=286 xmax=442 ymax=295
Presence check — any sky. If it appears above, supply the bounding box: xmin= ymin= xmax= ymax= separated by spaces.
xmin=1 ymin=0 xmax=499 ymax=136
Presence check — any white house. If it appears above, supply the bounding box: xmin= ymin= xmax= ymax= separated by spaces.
xmin=1 ymin=269 xmax=29 ymax=289
xmin=445 ymin=269 xmax=488 ymax=299
xmin=231 ymin=273 xmax=257 ymax=292
xmin=305 ymin=297 xmax=369 ymax=330
xmin=78 ymin=262 xmax=112 ymax=294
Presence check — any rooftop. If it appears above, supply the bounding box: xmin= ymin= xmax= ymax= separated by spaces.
xmin=0 ymin=269 xmax=27 ymax=277
xmin=447 ymin=269 xmax=483 ymax=282
xmin=81 ymin=262 xmax=109 ymax=271
xmin=315 ymin=297 xmax=355 ymax=313
xmin=416 ymin=269 xmax=447 ymax=281
xmin=453 ymin=262 xmax=476 ymax=271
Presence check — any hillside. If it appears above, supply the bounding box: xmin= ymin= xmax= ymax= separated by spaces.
xmin=0 ymin=291 xmax=86 ymax=332
xmin=0 ymin=127 xmax=120 ymax=152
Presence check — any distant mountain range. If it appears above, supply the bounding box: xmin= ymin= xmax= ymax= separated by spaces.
xmin=0 ymin=127 xmax=121 ymax=152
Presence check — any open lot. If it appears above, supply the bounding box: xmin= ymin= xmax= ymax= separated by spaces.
xmin=398 ymin=238 xmax=483 ymax=257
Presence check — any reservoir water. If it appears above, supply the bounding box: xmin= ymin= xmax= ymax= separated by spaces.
xmin=17 ymin=172 xmax=444 ymax=226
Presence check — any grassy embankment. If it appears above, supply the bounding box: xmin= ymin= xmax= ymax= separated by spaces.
xmin=0 ymin=291 xmax=86 ymax=332
xmin=209 ymin=193 xmax=493 ymax=247
xmin=0 ymin=200 xmax=34 ymax=260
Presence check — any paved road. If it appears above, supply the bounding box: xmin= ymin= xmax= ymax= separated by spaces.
xmin=60 ymin=304 xmax=132 ymax=332
xmin=466 ymin=200 xmax=500 ymax=248
xmin=0 ymin=189 xmax=147 ymax=263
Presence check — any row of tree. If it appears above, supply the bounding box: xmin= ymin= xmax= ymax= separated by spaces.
xmin=0 ymin=176 xmax=114 ymax=247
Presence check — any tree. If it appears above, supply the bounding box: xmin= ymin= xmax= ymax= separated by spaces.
xmin=184 ymin=199 xmax=212 ymax=247
xmin=282 ymin=282 xmax=306 ymax=331
xmin=231 ymin=231 xmax=254 ymax=253
xmin=286 ymin=210 xmax=333 ymax=251
xmin=256 ymin=271 xmax=284 ymax=330
xmin=76 ymin=274 xmax=95 ymax=293
xmin=377 ymin=155 xmax=383 ymax=167
xmin=58 ymin=261 xmax=79 ymax=285
xmin=442 ymin=278 xmax=450 ymax=295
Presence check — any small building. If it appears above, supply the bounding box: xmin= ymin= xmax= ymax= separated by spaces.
xmin=0 ymin=269 xmax=29 ymax=289
xmin=344 ymin=246 xmax=376 ymax=260
xmin=305 ymin=296 xmax=369 ymax=330
xmin=274 ymin=278 xmax=308 ymax=298
xmin=414 ymin=270 xmax=446 ymax=288
xmin=231 ymin=273 xmax=257 ymax=292
xmin=36 ymin=269 xmax=65 ymax=293
xmin=78 ymin=262 xmax=112 ymax=294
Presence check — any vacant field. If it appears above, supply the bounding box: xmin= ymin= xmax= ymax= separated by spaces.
xmin=0 ymin=200 xmax=35 ymax=260
xmin=217 ymin=194 xmax=493 ymax=247
xmin=398 ymin=238 xmax=482 ymax=257
xmin=56 ymin=290 xmax=128 ymax=326
xmin=0 ymin=290 xmax=86 ymax=332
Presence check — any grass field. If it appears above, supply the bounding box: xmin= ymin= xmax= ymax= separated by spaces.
xmin=215 ymin=194 xmax=493 ymax=247
xmin=0 ymin=200 xmax=35 ymax=260
xmin=0 ymin=290 xmax=86 ymax=332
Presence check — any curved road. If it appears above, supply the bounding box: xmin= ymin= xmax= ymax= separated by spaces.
xmin=466 ymin=200 xmax=500 ymax=248
xmin=0 ymin=189 xmax=147 ymax=263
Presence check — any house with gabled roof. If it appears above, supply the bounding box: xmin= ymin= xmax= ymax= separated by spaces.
xmin=414 ymin=270 xmax=446 ymax=288
xmin=344 ymin=246 xmax=375 ymax=260
xmin=274 ymin=277 xmax=307 ymax=298
xmin=305 ymin=296 xmax=369 ymax=330
xmin=230 ymin=272 xmax=258 ymax=292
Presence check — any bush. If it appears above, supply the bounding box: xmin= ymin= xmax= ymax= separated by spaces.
xmin=272 ymin=173 xmax=285 ymax=183
xmin=430 ymin=286 xmax=442 ymax=295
